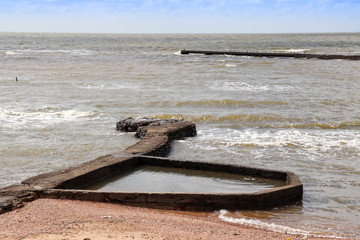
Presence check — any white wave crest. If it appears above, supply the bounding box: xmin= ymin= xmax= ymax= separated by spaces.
xmin=212 ymin=81 xmax=298 ymax=92
xmin=0 ymin=108 xmax=100 ymax=129
xmin=77 ymin=84 xmax=106 ymax=90
xmin=212 ymin=81 xmax=270 ymax=92
xmin=3 ymin=49 xmax=96 ymax=56
xmin=277 ymin=49 xmax=310 ymax=53
xmin=76 ymin=83 xmax=139 ymax=90
xmin=218 ymin=210 xmax=308 ymax=235
xmin=5 ymin=51 xmax=20 ymax=55
xmin=187 ymin=128 xmax=360 ymax=156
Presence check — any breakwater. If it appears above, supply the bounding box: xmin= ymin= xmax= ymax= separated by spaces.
xmin=0 ymin=118 xmax=302 ymax=213
xmin=180 ymin=49 xmax=360 ymax=60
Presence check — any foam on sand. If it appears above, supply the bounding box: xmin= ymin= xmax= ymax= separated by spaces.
xmin=218 ymin=210 xmax=308 ymax=235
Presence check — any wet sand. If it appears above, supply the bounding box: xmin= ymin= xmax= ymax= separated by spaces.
xmin=0 ymin=199 xmax=349 ymax=240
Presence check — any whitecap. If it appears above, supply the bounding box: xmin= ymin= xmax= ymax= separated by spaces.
xmin=5 ymin=51 xmax=20 ymax=55
xmin=277 ymin=49 xmax=310 ymax=54
xmin=55 ymin=110 xmax=100 ymax=120
xmin=76 ymin=83 xmax=139 ymax=90
xmin=0 ymin=107 xmax=100 ymax=129
xmin=76 ymin=84 xmax=105 ymax=90
xmin=211 ymin=81 xmax=298 ymax=92
xmin=185 ymin=128 xmax=360 ymax=158
xmin=70 ymin=49 xmax=97 ymax=56
xmin=212 ymin=81 xmax=270 ymax=92
xmin=225 ymin=64 xmax=237 ymax=67
xmin=5 ymin=49 xmax=96 ymax=56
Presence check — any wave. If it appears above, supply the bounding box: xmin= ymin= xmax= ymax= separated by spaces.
xmin=148 ymin=99 xmax=289 ymax=108
xmin=0 ymin=107 xmax=101 ymax=129
xmin=218 ymin=210 xmax=309 ymax=235
xmin=275 ymin=48 xmax=310 ymax=53
xmin=150 ymin=114 xmax=360 ymax=130
xmin=191 ymin=114 xmax=285 ymax=122
xmin=151 ymin=114 xmax=186 ymax=121
xmin=152 ymin=113 xmax=286 ymax=123
xmin=212 ymin=81 xmax=271 ymax=91
xmin=211 ymin=81 xmax=297 ymax=92
xmin=2 ymin=49 xmax=97 ymax=56
xmin=181 ymin=99 xmax=288 ymax=107
xmin=187 ymin=127 xmax=360 ymax=155
xmin=0 ymin=108 xmax=97 ymax=119
xmin=76 ymin=83 xmax=140 ymax=90
xmin=218 ymin=210 xmax=350 ymax=239
xmin=4 ymin=51 xmax=20 ymax=55
xmin=278 ymin=121 xmax=360 ymax=129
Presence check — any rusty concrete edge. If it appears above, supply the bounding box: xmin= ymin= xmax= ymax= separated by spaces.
xmin=0 ymin=119 xmax=303 ymax=213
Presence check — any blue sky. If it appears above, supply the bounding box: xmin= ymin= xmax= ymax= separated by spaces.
xmin=0 ymin=0 xmax=359 ymax=33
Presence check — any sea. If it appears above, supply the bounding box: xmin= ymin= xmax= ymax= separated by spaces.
xmin=0 ymin=32 xmax=359 ymax=238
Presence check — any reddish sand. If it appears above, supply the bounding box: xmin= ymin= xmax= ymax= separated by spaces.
xmin=0 ymin=199 xmax=351 ymax=240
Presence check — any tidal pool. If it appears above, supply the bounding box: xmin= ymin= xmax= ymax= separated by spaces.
xmin=88 ymin=165 xmax=285 ymax=193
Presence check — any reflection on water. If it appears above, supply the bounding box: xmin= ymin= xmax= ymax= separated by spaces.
xmin=88 ymin=165 xmax=285 ymax=193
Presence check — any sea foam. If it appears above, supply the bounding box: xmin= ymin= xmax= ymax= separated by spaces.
xmin=218 ymin=210 xmax=308 ymax=235
xmin=277 ymin=49 xmax=310 ymax=53
xmin=0 ymin=107 xmax=100 ymax=129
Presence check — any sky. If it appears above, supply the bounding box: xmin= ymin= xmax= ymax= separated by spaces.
xmin=0 ymin=0 xmax=359 ymax=33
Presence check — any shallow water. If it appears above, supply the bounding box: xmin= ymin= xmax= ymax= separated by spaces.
xmin=89 ymin=165 xmax=284 ymax=193
xmin=1 ymin=32 xmax=359 ymax=238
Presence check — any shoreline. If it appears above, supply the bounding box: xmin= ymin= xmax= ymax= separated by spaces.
xmin=0 ymin=199 xmax=352 ymax=240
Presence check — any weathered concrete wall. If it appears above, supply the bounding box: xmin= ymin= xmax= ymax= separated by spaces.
xmin=180 ymin=49 xmax=360 ymax=60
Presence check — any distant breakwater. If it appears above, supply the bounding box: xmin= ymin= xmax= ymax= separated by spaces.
xmin=180 ymin=49 xmax=360 ymax=60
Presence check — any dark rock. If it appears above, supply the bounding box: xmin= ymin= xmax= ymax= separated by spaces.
xmin=0 ymin=188 xmax=38 ymax=214
xmin=115 ymin=117 xmax=188 ymax=135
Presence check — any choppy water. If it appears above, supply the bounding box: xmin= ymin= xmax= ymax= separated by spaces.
xmin=1 ymin=32 xmax=359 ymax=238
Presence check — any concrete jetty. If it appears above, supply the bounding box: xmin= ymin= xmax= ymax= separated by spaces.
xmin=1 ymin=118 xmax=302 ymax=213
xmin=180 ymin=49 xmax=360 ymax=60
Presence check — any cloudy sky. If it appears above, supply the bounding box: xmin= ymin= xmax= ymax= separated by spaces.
xmin=1 ymin=0 xmax=359 ymax=33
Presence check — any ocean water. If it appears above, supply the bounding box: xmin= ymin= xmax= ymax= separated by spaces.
xmin=1 ymin=32 xmax=359 ymax=238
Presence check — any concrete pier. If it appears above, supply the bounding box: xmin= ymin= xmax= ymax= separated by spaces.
xmin=180 ymin=49 xmax=360 ymax=60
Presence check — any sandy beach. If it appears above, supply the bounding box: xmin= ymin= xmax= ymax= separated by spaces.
xmin=0 ymin=199 xmax=349 ymax=240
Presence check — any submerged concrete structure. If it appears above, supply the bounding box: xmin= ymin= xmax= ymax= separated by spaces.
xmin=1 ymin=118 xmax=302 ymax=213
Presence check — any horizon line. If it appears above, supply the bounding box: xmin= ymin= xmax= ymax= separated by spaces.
xmin=1 ymin=31 xmax=360 ymax=35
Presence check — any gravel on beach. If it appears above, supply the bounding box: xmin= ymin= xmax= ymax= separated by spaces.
xmin=0 ymin=199 xmax=349 ymax=240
